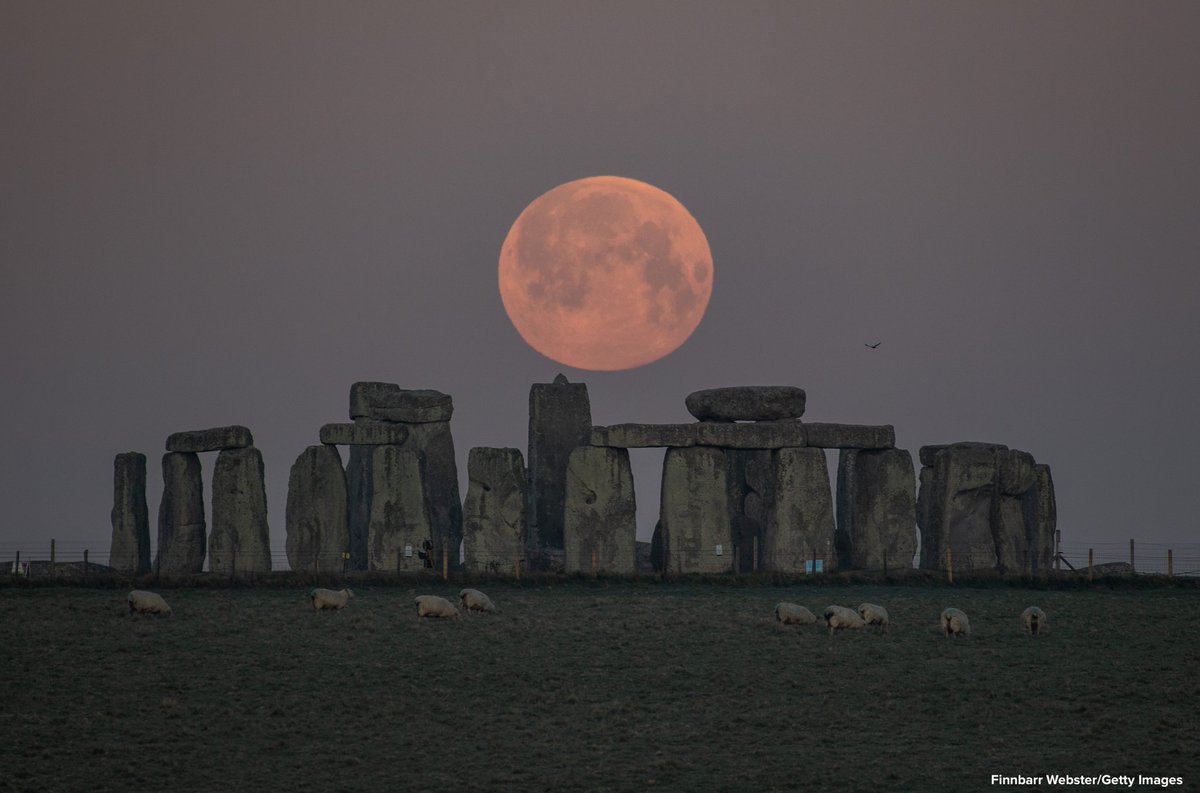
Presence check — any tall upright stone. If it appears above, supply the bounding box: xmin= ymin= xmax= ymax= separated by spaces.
xmin=368 ymin=446 xmax=432 ymax=572
xmin=725 ymin=449 xmax=772 ymax=572
xmin=528 ymin=374 xmax=592 ymax=553
xmin=110 ymin=452 xmax=150 ymax=574
xmin=1023 ymin=464 xmax=1057 ymax=573
xmin=992 ymin=449 xmax=1037 ymax=573
xmin=156 ymin=452 xmax=206 ymax=574
xmin=285 ymin=445 xmax=349 ymax=574
xmin=402 ymin=420 xmax=462 ymax=567
xmin=660 ymin=446 xmax=732 ymax=574
xmin=346 ymin=444 xmax=373 ymax=571
xmin=764 ymin=447 xmax=835 ymax=573
xmin=209 ymin=446 xmax=272 ymax=576
xmin=462 ymin=448 xmax=527 ymax=574
xmin=563 ymin=446 xmax=637 ymax=574
xmin=835 ymin=448 xmax=917 ymax=571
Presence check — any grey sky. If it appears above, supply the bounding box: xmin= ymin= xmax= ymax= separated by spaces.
xmin=3 ymin=2 xmax=1198 ymax=563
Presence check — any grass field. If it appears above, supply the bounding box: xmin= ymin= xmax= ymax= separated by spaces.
xmin=2 ymin=580 xmax=1197 ymax=792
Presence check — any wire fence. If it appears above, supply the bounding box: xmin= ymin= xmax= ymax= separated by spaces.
xmin=3 ymin=538 xmax=1198 ymax=582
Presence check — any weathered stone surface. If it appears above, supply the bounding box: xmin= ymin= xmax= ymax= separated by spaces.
xmin=372 ymin=390 xmax=453 ymax=424
xmin=285 ymin=445 xmax=349 ymax=573
xmin=209 ymin=447 xmax=271 ymax=575
xmin=764 ymin=447 xmax=836 ymax=573
xmin=166 ymin=425 xmax=253 ymax=453
xmin=401 ymin=420 xmax=463 ymax=567
xmin=917 ymin=443 xmax=1052 ymax=575
xmin=563 ymin=446 xmax=637 ymax=574
xmin=320 ymin=422 xmax=410 ymax=446
xmin=349 ymin=382 xmax=400 ymax=420
xmin=346 ymin=445 xmax=372 ymax=571
xmin=835 ymin=448 xmax=917 ymax=570
xmin=919 ymin=442 xmax=1006 ymax=468
xmin=368 ymin=446 xmax=432 ymax=572
xmin=462 ymin=448 xmax=527 ymax=575
xmin=660 ymin=446 xmax=732 ymax=574
xmin=696 ymin=419 xmax=806 ymax=449
xmin=591 ymin=423 xmax=698 ymax=448
xmin=725 ymin=449 xmax=771 ymax=572
xmin=917 ymin=443 xmax=1000 ymax=572
xmin=685 ymin=386 xmax=806 ymax=422
xmin=1022 ymin=464 xmax=1057 ymax=573
xmin=528 ymin=376 xmax=592 ymax=552
xmin=110 ymin=452 xmax=151 ymax=575
xmin=350 ymin=382 xmax=454 ymax=423
xmin=590 ymin=420 xmax=806 ymax=449
xmin=803 ymin=423 xmax=894 ymax=450
xmin=156 ymin=452 xmax=206 ymax=574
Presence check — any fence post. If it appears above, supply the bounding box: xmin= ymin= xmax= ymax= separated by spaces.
xmin=514 ymin=551 xmax=521 ymax=582
xmin=1130 ymin=539 xmax=1135 ymax=572
xmin=14 ymin=550 xmax=19 ymax=580
xmin=50 ymin=538 xmax=56 ymax=581
xmin=1167 ymin=549 xmax=1173 ymax=578
xmin=752 ymin=536 xmax=759 ymax=573
xmin=946 ymin=546 xmax=953 ymax=584
xmin=591 ymin=546 xmax=598 ymax=579
xmin=1055 ymin=531 xmax=1061 ymax=571
xmin=1088 ymin=548 xmax=1093 ymax=581
xmin=442 ymin=539 xmax=449 ymax=581
xmin=734 ymin=544 xmax=741 ymax=576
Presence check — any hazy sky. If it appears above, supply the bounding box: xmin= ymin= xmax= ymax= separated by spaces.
xmin=3 ymin=2 xmax=1198 ymax=564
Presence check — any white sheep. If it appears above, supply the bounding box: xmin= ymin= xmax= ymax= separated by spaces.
xmin=459 ymin=588 xmax=496 ymax=613
xmin=823 ymin=605 xmax=866 ymax=636
xmin=940 ymin=607 xmax=970 ymax=638
xmin=309 ymin=587 xmax=354 ymax=610
xmin=857 ymin=603 xmax=889 ymax=632
xmin=1021 ymin=606 xmax=1046 ymax=637
xmin=128 ymin=590 xmax=172 ymax=616
xmin=415 ymin=594 xmax=460 ymax=622
xmin=774 ymin=602 xmax=816 ymax=625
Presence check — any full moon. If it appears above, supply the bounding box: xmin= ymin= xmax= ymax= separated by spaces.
xmin=498 ymin=176 xmax=713 ymax=371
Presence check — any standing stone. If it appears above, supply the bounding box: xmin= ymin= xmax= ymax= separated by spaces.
xmin=992 ymin=450 xmax=1037 ymax=574
xmin=462 ymin=448 xmax=527 ymax=574
xmin=660 ymin=446 xmax=732 ymax=574
xmin=835 ymin=448 xmax=917 ymax=571
xmin=156 ymin=452 xmax=206 ymax=574
xmin=401 ymin=420 xmax=463 ymax=568
xmin=209 ymin=447 xmax=271 ymax=576
xmin=1023 ymin=464 xmax=1057 ymax=574
xmin=917 ymin=444 xmax=1004 ymax=572
xmin=285 ymin=445 xmax=349 ymax=574
xmin=110 ymin=452 xmax=150 ymax=575
xmin=528 ymin=374 xmax=592 ymax=553
xmin=725 ymin=449 xmax=771 ymax=572
xmin=346 ymin=445 xmax=373 ymax=570
xmin=563 ymin=446 xmax=637 ymax=574
xmin=368 ymin=446 xmax=432 ymax=572
xmin=764 ymin=447 xmax=836 ymax=573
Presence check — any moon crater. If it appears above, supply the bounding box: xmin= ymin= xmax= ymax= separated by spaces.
xmin=499 ymin=176 xmax=713 ymax=371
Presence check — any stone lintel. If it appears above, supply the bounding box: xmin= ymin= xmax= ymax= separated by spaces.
xmin=166 ymin=425 xmax=253 ymax=453
xmin=320 ymin=422 xmax=410 ymax=446
xmin=803 ymin=423 xmax=894 ymax=450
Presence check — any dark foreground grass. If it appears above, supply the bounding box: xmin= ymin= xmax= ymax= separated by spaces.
xmin=1 ymin=583 xmax=1197 ymax=792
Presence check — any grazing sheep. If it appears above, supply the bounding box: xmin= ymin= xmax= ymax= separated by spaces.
xmin=775 ymin=602 xmax=817 ymax=626
xmin=459 ymin=588 xmax=496 ymax=613
xmin=415 ymin=595 xmax=460 ymax=622
xmin=823 ymin=605 xmax=866 ymax=636
xmin=128 ymin=590 xmax=172 ymax=616
xmin=941 ymin=607 xmax=970 ymax=638
xmin=1021 ymin=606 xmax=1046 ymax=637
xmin=857 ymin=603 xmax=890 ymax=632
xmin=309 ymin=587 xmax=354 ymax=611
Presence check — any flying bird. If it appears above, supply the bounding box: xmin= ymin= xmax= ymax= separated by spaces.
xmin=865 ymin=342 xmax=882 ymax=349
